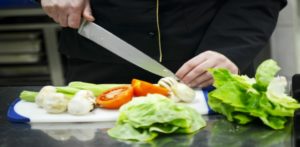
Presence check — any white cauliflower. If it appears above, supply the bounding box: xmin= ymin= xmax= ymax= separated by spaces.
xmin=35 ymin=86 xmax=69 ymax=113
xmin=67 ymin=90 xmax=95 ymax=115
xmin=35 ymin=86 xmax=56 ymax=108
xmin=43 ymin=93 xmax=68 ymax=113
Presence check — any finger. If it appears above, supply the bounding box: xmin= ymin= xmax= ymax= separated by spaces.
xmin=67 ymin=12 xmax=82 ymax=28
xmin=189 ymin=71 xmax=213 ymax=88
xmin=58 ymin=13 xmax=68 ymax=27
xmin=180 ymin=59 xmax=216 ymax=85
xmin=229 ymin=63 xmax=239 ymax=74
xmin=83 ymin=1 xmax=95 ymax=21
xmin=197 ymin=78 xmax=214 ymax=88
xmin=51 ymin=13 xmax=60 ymax=23
xmin=40 ymin=1 xmax=52 ymax=15
xmin=215 ymin=61 xmax=238 ymax=74
xmin=176 ymin=54 xmax=207 ymax=80
xmin=44 ymin=6 xmax=58 ymax=22
xmin=54 ymin=2 xmax=68 ymax=27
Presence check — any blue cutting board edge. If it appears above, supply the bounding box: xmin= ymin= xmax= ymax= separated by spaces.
xmin=7 ymin=98 xmax=30 ymax=123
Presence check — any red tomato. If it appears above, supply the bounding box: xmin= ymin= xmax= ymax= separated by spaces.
xmin=96 ymin=85 xmax=133 ymax=109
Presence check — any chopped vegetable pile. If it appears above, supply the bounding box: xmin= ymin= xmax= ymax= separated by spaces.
xmin=19 ymin=82 xmax=123 ymax=115
xmin=19 ymin=77 xmax=196 ymax=115
xmin=107 ymin=94 xmax=206 ymax=141
xmin=208 ymin=59 xmax=300 ymax=129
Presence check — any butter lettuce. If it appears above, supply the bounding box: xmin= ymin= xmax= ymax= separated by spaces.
xmin=108 ymin=94 xmax=206 ymax=141
xmin=208 ymin=59 xmax=300 ymax=129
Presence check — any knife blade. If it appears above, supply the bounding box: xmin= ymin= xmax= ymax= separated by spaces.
xmin=78 ymin=20 xmax=178 ymax=79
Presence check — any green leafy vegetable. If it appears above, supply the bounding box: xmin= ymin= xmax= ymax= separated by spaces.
xmin=208 ymin=59 xmax=300 ymax=129
xmin=108 ymin=94 xmax=206 ymax=141
xmin=255 ymin=59 xmax=280 ymax=90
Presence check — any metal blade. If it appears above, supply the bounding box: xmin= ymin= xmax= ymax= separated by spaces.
xmin=78 ymin=20 xmax=178 ymax=79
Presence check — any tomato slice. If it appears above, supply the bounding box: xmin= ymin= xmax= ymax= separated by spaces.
xmin=131 ymin=79 xmax=169 ymax=96
xmin=96 ymin=85 xmax=133 ymax=109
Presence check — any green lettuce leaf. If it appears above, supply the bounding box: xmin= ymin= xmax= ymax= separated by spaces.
xmin=108 ymin=94 xmax=206 ymax=141
xmin=255 ymin=59 xmax=280 ymax=90
xmin=208 ymin=59 xmax=300 ymax=129
xmin=266 ymin=76 xmax=300 ymax=109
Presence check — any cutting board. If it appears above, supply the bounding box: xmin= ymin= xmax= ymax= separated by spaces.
xmin=7 ymin=88 xmax=214 ymax=123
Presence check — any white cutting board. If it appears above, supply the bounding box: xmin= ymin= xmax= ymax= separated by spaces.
xmin=8 ymin=89 xmax=213 ymax=123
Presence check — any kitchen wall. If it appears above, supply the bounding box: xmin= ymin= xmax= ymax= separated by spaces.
xmin=271 ymin=0 xmax=300 ymax=80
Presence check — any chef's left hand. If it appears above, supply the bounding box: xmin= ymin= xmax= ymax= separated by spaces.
xmin=176 ymin=50 xmax=239 ymax=88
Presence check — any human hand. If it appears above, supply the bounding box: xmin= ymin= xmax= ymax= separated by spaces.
xmin=176 ymin=50 xmax=239 ymax=88
xmin=41 ymin=0 xmax=95 ymax=28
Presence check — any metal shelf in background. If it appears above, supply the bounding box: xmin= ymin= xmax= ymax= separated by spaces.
xmin=0 ymin=8 xmax=45 ymax=17
xmin=0 ymin=8 xmax=65 ymax=86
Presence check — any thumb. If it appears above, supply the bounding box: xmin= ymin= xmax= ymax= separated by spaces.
xmin=83 ymin=1 xmax=95 ymax=21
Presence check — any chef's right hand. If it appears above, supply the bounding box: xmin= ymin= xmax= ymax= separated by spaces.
xmin=41 ymin=0 xmax=95 ymax=28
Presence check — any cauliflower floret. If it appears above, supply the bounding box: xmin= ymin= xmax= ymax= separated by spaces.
xmin=35 ymin=86 xmax=56 ymax=108
xmin=68 ymin=90 xmax=95 ymax=115
xmin=43 ymin=93 xmax=68 ymax=113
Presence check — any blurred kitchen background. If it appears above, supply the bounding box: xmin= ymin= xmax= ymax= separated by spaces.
xmin=0 ymin=0 xmax=299 ymax=86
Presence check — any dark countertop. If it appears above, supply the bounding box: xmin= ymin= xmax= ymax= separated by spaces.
xmin=0 ymin=86 xmax=295 ymax=147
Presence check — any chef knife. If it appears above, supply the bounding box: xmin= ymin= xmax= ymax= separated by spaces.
xmin=78 ymin=20 xmax=178 ymax=79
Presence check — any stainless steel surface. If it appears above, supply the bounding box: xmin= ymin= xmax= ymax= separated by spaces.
xmin=0 ymin=87 xmax=295 ymax=147
xmin=78 ymin=20 xmax=178 ymax=79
